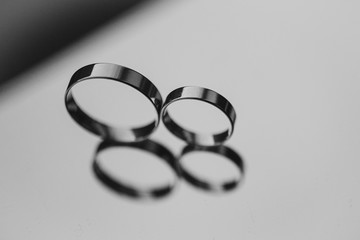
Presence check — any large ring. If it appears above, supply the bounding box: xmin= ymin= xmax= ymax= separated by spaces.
xmin=65 ymin=63 xmax=162 ymax=142
xmin=93 ymin=139 xmax=179 ymax=199
xmin=161 ymin=86 xmax=236 ymax=146
xmin=179 ymin=144 xmax=245 ymax=192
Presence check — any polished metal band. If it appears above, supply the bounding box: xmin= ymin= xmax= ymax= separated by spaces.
xmin=93 ymin=139 xmax=179 ymax=199
xmin=179 ymin=144 xmax=245 ymax=192
xmin=161 ymin=86 xmax=236 ymax=146
xmin=65 ymin=63 xmax=162 ymax=142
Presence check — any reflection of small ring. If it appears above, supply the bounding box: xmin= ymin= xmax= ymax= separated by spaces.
xmin=93 ymin=139 xmax=179 ymax=199
xmin=179 ymin=144 xmax=244 ymax=192
xmin=161 ymin=86 xmax=236 ymax=146
xmin=65 ymin=63 xmax=163 ymax=142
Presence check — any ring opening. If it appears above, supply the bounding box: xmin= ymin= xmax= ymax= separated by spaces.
xmin=71 ymin=78 xmax=158 ymax=129
xmin=166 ymin=99 xmax=231 ymax=135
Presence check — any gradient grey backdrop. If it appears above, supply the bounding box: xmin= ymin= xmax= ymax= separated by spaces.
xmin=1 ymin=0 xmax=359 ymax=239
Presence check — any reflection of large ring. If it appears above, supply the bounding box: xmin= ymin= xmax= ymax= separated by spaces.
xmin=65 ymin=63 xmax=163 ymax=142
xmin=93 ymin=139 xmax=179 ymax=199
xmin=178 ymin=144 xmax=244 ymax=192
xmin=161 ymin=86 xmax=236 ymax=146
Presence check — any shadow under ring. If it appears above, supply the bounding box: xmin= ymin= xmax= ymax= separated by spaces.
xmin=178 ymin=144 xmax=245 ymax=192
xmin=65 ymin=63 xmax=163 ymax=142
xmin=93 ymin=139 xmax=179 ymax=199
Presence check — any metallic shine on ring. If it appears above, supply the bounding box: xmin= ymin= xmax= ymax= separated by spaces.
xmin=65 ymin=63 xmax=162 ymax=142
xmin=161 ymin=86 xmax=236 ymax=146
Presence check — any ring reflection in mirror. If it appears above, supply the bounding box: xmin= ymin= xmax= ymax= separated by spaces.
xmin=178 ymin=144 xmax=245 ymax=193
xmin=93 ymin=139 xmax=179 ymax=199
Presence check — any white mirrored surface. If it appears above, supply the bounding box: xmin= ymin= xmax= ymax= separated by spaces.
xmin=1 ymin=0 xmax=360 ymax=239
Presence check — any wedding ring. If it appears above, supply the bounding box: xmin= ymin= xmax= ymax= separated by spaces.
xmin=179 ymin=144 xmax=245 ymax=192
xmin=93 ymin=139 xmax=179 ymax=199
xmin=65 ymin=63 xmax=162 ymax=142
xmin=161 ymin=86 xmax=236 ymax=146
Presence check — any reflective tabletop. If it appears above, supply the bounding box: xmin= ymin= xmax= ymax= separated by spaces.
xmin=1 ymin=0 xmax=360 ymax=239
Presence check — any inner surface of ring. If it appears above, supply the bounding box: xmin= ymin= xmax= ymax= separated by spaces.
xmin=162 ymin=99 xmax=232 ymax=145
xmin=69 ymin=78 xmax=159 ymax=141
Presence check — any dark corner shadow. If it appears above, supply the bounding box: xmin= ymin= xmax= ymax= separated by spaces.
xmin=0 ymin=0 xmax=155 ymax=86
xmin=92 ymin=139 xmax=180 ymax=201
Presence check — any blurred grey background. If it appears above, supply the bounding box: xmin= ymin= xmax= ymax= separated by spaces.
xmin=0 ymin=0 xmax=151 ymax=84
xmin=0 ymin=0 xmax=360 ymax=239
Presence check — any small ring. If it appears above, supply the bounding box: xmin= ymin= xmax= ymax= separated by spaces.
xmin=65 ymin=63 xmax=162 ymax=142
xmin=161 ymin=86 xmax=236 ymax=146
xmin=179 ymin=144 xmax=245 ymax=192
xmin=93 ymin=139 xmax=179 ymax=199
